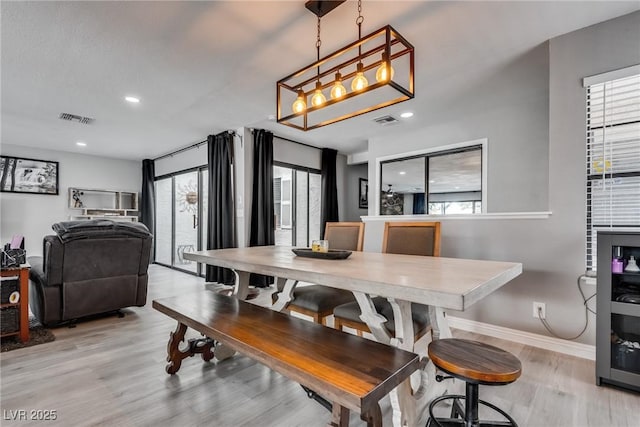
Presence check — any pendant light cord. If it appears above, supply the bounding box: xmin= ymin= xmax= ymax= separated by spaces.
xmin=356 ymin=0 xmax=363 ymax=55
xmin=316 ymin=16 xmax=322 ymax=78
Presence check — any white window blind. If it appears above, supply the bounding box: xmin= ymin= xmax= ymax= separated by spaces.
xmin=586 ymin=71 xmax=640 ymax=270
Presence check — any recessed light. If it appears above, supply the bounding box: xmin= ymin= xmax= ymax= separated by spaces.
xmin=400 ymin=112 xmax=414 ymax=118
xmin=125 ymin=96 xmax=140 ymax=103
xmin=76 ymin=142 xmax=87 ymax=147
xmin=429 ymin=180 xmax=435 ymax=183
xmin=399 ymin=171 xmax=406 ymax=175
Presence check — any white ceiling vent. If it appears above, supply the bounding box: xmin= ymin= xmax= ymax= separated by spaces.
xmin=373 ymin=115 xmax=399 ymax=126
xmin=59 ymin=112 xmax=95 ymax=125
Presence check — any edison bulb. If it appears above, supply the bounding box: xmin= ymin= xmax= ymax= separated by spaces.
xmin=310 ymin=82 xmax=326 ymax=107
xmin=330 ymin=73 xmax=346 ymax=100
xmin=292 ymin=90 xmax=306 ymax=114
xmin=375 ymin=62 xmax=395 ymax=83
xmin=351 ymin=63 xmax=368 ymax=92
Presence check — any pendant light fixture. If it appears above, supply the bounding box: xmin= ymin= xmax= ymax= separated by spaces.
xmin=330 ymin=72 xmax=347 ymax=100
xmin=309 ymin=16 xmax=327 ymax=108
xmin=276 ymin=0 xmax=414 ymax=131
xmin=351 ymin=2 xmax=368 ymax=92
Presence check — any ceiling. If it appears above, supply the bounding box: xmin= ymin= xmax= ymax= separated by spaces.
xmin=2 ymin=1 xmax=639 ymax=161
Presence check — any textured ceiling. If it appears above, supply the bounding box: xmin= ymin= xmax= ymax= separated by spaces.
xmin=2 ymin=1 xmax=639 ymax=161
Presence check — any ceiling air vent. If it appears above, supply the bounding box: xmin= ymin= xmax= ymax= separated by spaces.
xmin=59 ymin=112 xmax=95 ymax=125
xmin=373 ymin=115 xmax=399 ymax=126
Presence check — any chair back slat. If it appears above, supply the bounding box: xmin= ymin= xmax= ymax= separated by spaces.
xmin=324 ymin=222 xmax=365 ymax=251
xmin=382 ymin=221 xmax=441 ymax=256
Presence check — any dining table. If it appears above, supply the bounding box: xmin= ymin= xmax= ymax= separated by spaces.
xmin=184 ymin=246 xmax=522 ymax=427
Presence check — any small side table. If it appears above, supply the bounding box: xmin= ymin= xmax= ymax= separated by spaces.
xmin=1 ymin=264 xmax=30 ymax=343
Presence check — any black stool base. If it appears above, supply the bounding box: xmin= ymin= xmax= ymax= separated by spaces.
xmin=427 ymin=394 xmax=517 ymax=427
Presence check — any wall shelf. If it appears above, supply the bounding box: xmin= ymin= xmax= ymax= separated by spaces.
xmin=69 ymin=188 xmax=139 ymax=222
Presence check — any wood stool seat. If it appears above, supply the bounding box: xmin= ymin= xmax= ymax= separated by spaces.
xmin=428 ymin=339 xmax=521 ymax=385
xmin=426 ymin=339 xmax=522 ymax=427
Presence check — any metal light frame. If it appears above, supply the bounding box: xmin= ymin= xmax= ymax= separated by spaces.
xmin=277 ymin=24 xmax=415 ymax=131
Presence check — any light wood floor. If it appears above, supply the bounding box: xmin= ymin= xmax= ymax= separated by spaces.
xmin=1 ymin=265 xmax=638 ymax=426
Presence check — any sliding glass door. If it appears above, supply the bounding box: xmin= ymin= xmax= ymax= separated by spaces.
xmin=154 ymin=167 xmax=207 ymax=275
xmin=174 ymin=171 xmax=199 ymax=273
xmin=273 ymin=163 xmax=321 ymax=247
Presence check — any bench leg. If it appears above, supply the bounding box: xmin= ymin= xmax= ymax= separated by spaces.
xmin=327 ymin=403 xmax=349 ymax=427
xmin=165 ymin=322 xmax=215 ymax=374
xmin=361 ymin=403 xmax=382 ymax=427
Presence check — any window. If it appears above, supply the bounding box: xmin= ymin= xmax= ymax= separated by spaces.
xmin=379 ymin=143 xmax=484 ymax=215
xmin=586 ymin=69 xmax=640 ymax=270
xmin=273 ymin=164 xmax=321 ymax=246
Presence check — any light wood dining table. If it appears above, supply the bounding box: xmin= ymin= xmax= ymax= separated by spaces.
xmin=184 ymin=246 xmax=522 ymax=427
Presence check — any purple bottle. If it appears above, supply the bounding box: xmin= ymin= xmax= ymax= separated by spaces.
xmin=612 ymin=258 xmax=624 ymax=274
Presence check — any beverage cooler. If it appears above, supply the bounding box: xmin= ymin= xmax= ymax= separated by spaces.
xmin=596 ymin=231 xmax=640 ymax=392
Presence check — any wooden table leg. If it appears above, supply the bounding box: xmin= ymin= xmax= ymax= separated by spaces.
xmin=428 ymin=306 xmax=452 ymax=340
xmin=165 ymin=322 xmax=215 ymax=374
xmin=328 ymin=403 xmax=350 ymax=427
xmin=272 ymin=279 xmax=298 ymax=312
xmin=353 ymin=294 xmax=418 ymax=426
xmin=361 ymin=403 xmax=382 ymax=427
xmin=234 ymin=270 xmax=251 ymax=300
xmin=386 ymin=299 xmax=417 ymax=427
xmin=353 ymin=292 xmax=392 ymax=344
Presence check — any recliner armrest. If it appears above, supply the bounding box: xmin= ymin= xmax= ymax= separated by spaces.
xmin=27 ymin=256 xmax=47 ymax=287
xmin=42 ymin=236 xmax=64 ymax=286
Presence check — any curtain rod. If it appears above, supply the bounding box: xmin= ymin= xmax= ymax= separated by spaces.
xmin=249 ymin=128 xmax=320 ymax=151
xmin=153 ymin=130 xmax=240 ymax=161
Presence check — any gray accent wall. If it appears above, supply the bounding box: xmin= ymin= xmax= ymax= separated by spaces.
xmin=369 ymin=41 xmax=551 ymax=214
xmin=362 ymin=11 xmax=640 ymax=346
xmin=345 ymin=163 xmax=368 ymax=221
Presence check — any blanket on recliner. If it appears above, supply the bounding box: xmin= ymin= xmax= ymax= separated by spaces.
xmin=52 ymin=219 xmax=151 ymax=243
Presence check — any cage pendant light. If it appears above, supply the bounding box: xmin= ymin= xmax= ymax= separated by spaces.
xmin=276 ymin=0 xmax=415 ymax=131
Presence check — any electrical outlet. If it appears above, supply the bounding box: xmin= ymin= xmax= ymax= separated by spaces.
xmin=533 ymin=302 xmax=546 ymax=319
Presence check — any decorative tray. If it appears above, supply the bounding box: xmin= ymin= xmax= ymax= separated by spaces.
xmin=292 ymin=248 xmax=352 ymax=260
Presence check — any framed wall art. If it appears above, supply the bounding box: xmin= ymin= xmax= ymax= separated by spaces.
xmin=359 ymin=178 xmax=368 ymax=209
xmin=0 ymin=156 xmax=59 ymax=195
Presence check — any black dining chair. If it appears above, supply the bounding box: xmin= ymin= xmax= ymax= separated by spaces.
xmin=333 ymin=221 xmax=441 ymax=342
xmin=272 ymin=222 xmax=364 ymax=326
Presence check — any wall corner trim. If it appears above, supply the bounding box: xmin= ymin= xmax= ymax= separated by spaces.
xmin=447 ymin=315 xmax=595 ymax=361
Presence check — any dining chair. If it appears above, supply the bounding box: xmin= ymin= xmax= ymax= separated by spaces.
xmin=333 ymin=221 xmax=441 ymax=341
xmin=273 ymin=222 xmax=365 ymax=326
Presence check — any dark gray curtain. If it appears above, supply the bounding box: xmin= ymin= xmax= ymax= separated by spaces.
xmin=320 ymin=148 xmax=339 ymax=239
xmin=141 ymin=159 xmax=155 ymax=260
xmin=206 ymin=132 xmax=236 ymax=284
xmin=412 ymin=193 xmax=426 ymax=214
xmin=249 ymin=129 xmax=275 ymax=287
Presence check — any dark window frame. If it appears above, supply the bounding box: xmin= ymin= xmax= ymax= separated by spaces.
xmin=379 ymin=144 xmax=483 ymax=215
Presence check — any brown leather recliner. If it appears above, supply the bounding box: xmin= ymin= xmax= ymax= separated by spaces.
xmin=28 ymin=219 xmax=153 ymax=326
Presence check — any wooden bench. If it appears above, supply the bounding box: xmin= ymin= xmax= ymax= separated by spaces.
xmin=153 ymin=291 xmax=421 ymax=427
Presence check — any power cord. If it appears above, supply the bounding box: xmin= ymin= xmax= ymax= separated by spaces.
xmin=537 ymin=274 xmax=597 ymax=340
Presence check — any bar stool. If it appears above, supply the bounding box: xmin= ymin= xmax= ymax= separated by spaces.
xmin=427 ymin=338 xmax=522 ymax=427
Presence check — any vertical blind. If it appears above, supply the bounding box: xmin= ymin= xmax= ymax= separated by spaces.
xmin=586 ymin=71 xmax=640 ymax=270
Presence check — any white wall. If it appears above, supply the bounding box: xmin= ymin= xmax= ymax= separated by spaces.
xmin=361 ymin=11 xmax=640 ymax=346
xmin=0 ymin=144 xmax=141 ymax=256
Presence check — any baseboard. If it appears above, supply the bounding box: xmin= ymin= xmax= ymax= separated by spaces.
xmin=447 ymin=316 xmax=596 ymax=361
